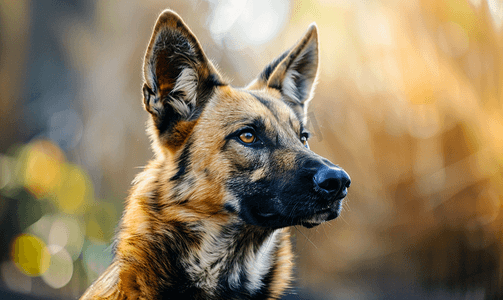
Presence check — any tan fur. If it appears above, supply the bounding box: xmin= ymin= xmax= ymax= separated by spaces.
xmin=81 ymin=9 xmax=325 ymax=300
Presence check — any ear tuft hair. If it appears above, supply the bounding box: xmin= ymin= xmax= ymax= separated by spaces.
xmin=142 ymin=10 xmax=225 ymax=151
xmin=248 ymin=23 xmax=319 ymax=107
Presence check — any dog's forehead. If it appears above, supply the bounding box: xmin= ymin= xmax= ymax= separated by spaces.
xmin=203 ymin=86 xmax=302 ymax=133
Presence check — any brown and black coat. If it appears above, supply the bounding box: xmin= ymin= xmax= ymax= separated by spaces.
xmin=81 ymin=9 xmax=350 ymax=300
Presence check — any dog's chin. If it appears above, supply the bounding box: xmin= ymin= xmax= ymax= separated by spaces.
xmin=299 ymin=204 xmax=341 ymax=228
xmin=247 ymin=200 xmax=343 ymax=229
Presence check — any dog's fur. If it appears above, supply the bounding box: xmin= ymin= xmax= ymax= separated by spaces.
xmin=80 ymin=10 xmax=350 ymax=300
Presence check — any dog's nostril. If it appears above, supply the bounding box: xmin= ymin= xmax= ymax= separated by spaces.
xmin=314 ymin=166 xmax=350 ymax=197
xmin=345 ymin=177 xmax=351 ymax=188
xmin=316 ymin=177 xmax=340 ymax=192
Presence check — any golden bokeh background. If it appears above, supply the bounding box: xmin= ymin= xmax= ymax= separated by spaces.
xmin=0 ymin=0 xmax=502 ymax=299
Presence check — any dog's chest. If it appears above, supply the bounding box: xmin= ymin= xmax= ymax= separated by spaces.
xmin=184 ymin=228 xmax=279 ymax=296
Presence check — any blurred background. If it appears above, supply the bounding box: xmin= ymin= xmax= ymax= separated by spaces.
xmin=0 ymin=0 xmax=502 ymax=299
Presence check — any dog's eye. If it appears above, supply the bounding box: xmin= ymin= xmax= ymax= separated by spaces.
xmin=300 ymin=133 xmax=309 ymax=146
xmin=239 ymin=131 xmax=256 ymax=144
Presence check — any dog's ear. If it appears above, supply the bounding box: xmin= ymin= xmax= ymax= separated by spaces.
xmin=143 ymin=10 xmax=225 ymax=150
xmin=248 ymin=24 xmax=319 ymax=108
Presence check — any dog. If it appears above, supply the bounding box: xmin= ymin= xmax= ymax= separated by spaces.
xmin=80 ymin=9 xmax=350 ymax=300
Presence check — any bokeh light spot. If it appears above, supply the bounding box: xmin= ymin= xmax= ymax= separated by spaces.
xmin=41 ymin=246 xmax=73 ymax=289
xmin=0 ymin=155 xmax=13 ymax=190
xmin=55 ymin=164 xmax=92 ymax=214
xmin=488 ymin=0 xmax=503 ymax=29
xmin=26 ymin=214 xmax=53 ymax=245
xmin=207 ymin=0 xmax=290 ymax=50
xmin=23 ymin=140 xmax=65 ymax=199
xmin=11 ymin=234 xmax=51 ymax=276
xmin=48 ymin=214 xmax=85 ymax=261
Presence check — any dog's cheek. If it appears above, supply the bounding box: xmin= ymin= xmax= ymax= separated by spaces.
xmin=271 ymin=149 xmax=298 ymax=174
xmin=220 ymin=143 xmax=277 ymax=216
xmin=251 ymin=166 xmax=269 ymax=182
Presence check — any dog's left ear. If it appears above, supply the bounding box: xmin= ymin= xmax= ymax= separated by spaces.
xmin=248 ymin=24 xmax=319 ymax=107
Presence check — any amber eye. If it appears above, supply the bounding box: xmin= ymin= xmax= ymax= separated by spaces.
xmin=239 ymin=131 xmax=256 ymax=144
xmin=301 ymin=134 xmax=309 ymax=146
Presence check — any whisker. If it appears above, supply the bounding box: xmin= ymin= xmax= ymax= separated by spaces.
xmin=343 ymin=197 xmax=351 ymax=212
xmin=322 ymin=222 xmax=330 ymax=239
xmin=295 ymin=226 xmax=318 ymax=249
xmin=339 ymin=214 xmax=350 ymax=226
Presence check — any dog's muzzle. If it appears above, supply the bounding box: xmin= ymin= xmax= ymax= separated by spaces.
xmin=313 ymin=165 xmax=351 ymax=200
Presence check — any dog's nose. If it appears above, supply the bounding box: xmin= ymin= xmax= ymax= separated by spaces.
xmin=313 ymin=166 xmax=351 ymax=198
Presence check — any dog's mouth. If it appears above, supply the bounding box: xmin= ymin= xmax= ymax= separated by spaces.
xmin=255 ymin=200 xmax=343 ymax=228
xmin=299 ymin=202 xmax=342 ymax=228
xmin=243 ymin=191 xmax=346 ymax=229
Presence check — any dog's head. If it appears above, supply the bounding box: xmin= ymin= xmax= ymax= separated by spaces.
xmin=142 ymin=10 xmax=350 ymax=229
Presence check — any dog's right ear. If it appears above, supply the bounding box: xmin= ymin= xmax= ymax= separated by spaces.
xmin=143 ymin=10 xmax=225 ymax=150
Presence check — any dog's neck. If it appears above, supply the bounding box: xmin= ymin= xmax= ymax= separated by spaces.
xmin=81 ymin=163 xmax=293 ymax=299
xmin=109 ymin=164 xmax=291 ymax=298
xmin=116 ymin=211 xmax=286 ymax=298
xmin=181 ymin=221 xmax=280 ymax=295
